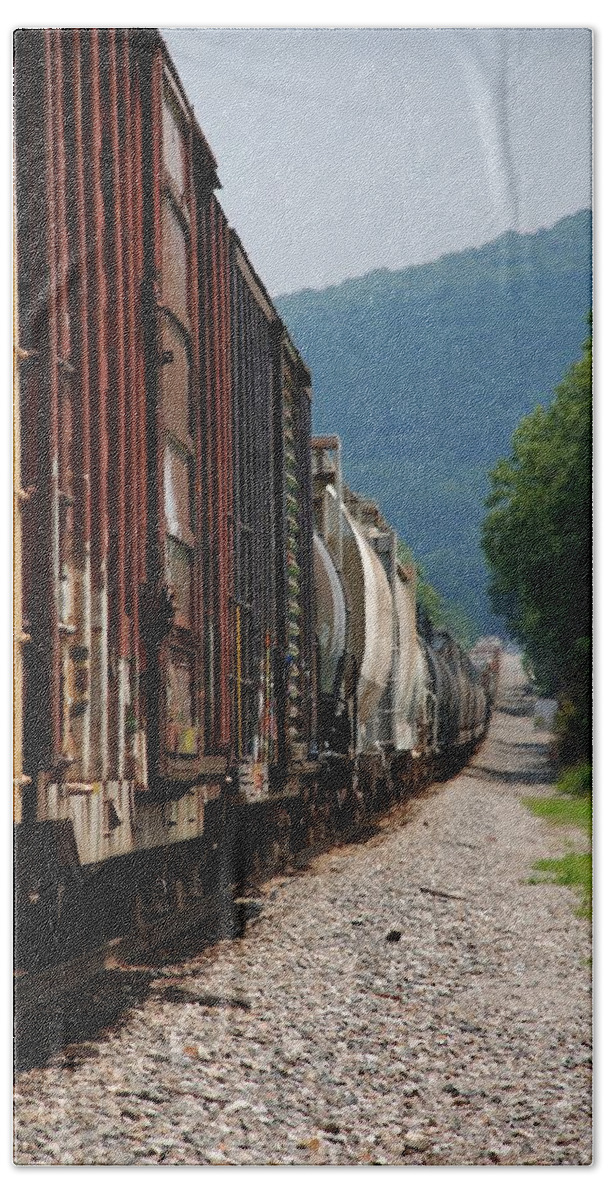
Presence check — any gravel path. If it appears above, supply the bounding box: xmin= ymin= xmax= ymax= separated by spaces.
xmin=14 ymin=654 xmax=592 ymax=1165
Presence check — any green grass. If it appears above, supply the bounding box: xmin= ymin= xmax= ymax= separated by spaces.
xmin=524 ymin=762 xmax=592 ymax=919
xmin=522 ymin=793 xmax=591 ymax=836
xmin=529 ymin=853 xmax=592 ymax=920
xmin=523 ymin=762 xmax=592 ymax=835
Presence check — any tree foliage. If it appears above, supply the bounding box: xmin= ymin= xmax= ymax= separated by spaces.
xmin=482 ymin=327 xmax=591 ymax=759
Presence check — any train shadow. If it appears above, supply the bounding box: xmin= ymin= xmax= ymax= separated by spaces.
xmin=14 ymin=898 xmax=266 ymax=1072
xmin=14 ymin=968 xmax=155 ymax=1072
xmin=493 ymin=683 xmax=536 ymax=719
xmin=464 ymin=748 xmax=556 ymax=788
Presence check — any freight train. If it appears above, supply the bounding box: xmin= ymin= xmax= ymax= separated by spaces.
xmin=14 ymin=29 xmax=499 ymax=978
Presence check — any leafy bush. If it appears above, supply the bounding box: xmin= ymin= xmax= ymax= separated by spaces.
xmin=556 ymin=761 xmax=592 ymax=798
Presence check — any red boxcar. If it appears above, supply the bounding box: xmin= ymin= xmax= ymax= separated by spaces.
xmin=14 ymin=28 xmax=317 ymax=870
xmin=14 ymin=29 xmax=241 ymax=863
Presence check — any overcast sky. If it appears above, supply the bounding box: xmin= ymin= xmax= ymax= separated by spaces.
xmin=163 ymin=27 xmax=592 ymax=296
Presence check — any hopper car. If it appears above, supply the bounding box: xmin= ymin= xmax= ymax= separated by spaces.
xmin=14 ymin=28 xmax=498 ymax=979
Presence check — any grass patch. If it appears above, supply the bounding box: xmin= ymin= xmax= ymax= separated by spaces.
xmin=529 ymin=853 xmax=592 ymax=920
xmin=522 ymin=793 xmax=591 ymax=835
xmin=524 ymin=761 xmax=592 ymax=919
xmin=523 ymin=762 xmax=592 ymax=835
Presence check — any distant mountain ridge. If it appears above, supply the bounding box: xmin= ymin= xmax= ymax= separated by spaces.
xmin=276 ymin=209 xmax=592 ymax=633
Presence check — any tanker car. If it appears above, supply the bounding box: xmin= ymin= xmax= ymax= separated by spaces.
xmin=14 ymin=28 xmax=498 ymax=981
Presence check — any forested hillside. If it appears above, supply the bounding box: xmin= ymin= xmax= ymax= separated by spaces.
xmin=276 ymin=209 xmax=592 ymax=633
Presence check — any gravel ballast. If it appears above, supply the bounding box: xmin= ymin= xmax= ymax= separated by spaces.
xmin=14 ymin=654 xmax=592 ymax=1165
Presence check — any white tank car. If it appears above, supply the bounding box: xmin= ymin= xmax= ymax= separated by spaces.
xmin=393 ymin=567 xmax=428 ymax=753
xmin=339 ymin=504 xmax=393 ymax=749
xmin=313 ymin=530 xmax=347 ymax=700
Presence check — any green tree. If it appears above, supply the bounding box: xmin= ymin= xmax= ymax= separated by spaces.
xmin=482 ymin=327 xmax=591 ymax=759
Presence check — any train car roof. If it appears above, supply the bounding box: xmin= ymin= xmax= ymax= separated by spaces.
xmin=137 ymin=29 xmax=311 ymax=389
xmin=230 ymin=227 xmax=311 ymax=386
xmin=131 ymin=28 xmax=221 ymax=189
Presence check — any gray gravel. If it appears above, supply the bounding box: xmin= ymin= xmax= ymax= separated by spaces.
xmin=14 ymin=655 xmax=592 ymax=1165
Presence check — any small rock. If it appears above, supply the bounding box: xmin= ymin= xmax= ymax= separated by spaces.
xmin=195 ymin=1046 xmax=213 ymax=1061
xmin=403 ymin=1132 xmax=431 ymax=1152
xmin=321 ymin=1121 xmax=341 ymax=1136
xmin=224 ymin=1099 xmax=249 ymax=1115
xmin=386 ymin=929 xmax=402 ymax=943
